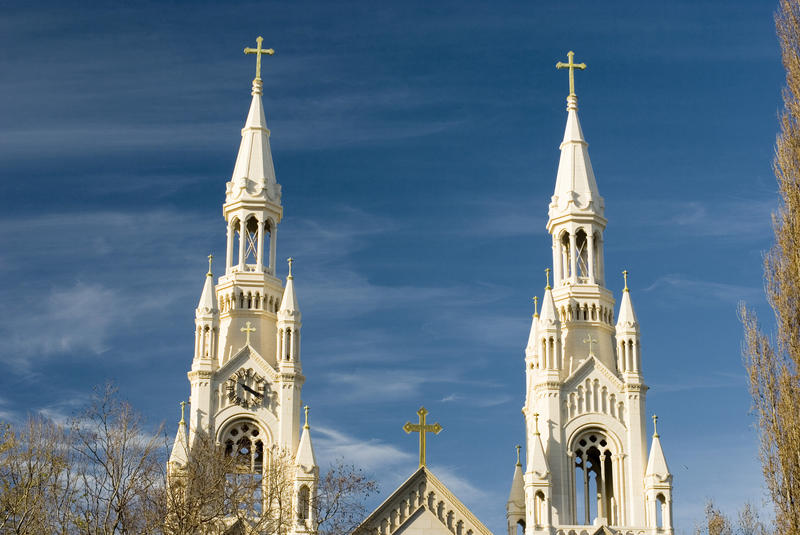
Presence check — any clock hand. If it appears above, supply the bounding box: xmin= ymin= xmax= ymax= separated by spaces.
xmin=239 ymin=383 xmax=264 ymax=398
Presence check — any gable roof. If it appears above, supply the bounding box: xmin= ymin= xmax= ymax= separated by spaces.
xmin=353 ymin=467 xmax=492 ymax=535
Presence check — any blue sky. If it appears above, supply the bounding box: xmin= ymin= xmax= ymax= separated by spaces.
xmin=0 ymin=0 xmax=783 ymax=531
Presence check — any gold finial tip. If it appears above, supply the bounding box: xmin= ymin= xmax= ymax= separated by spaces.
xmin=207 ymin=254 xmax=214 ymax=276
xmin=515 ymin=444 xmax=522 ymax=465
xmin=652 ymin=414 xmax=659 ymax=437
xmin=622 ymin=270 xmax=629 ymax=291
xmin=287 ymin=257 xmax=294 ymax=278
xmin=304 ymin=405 xmax=310 ymax=429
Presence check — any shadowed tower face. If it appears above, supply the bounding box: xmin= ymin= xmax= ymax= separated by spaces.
xmin=506 ymin=53 xmax=674 ymax=535
xmin=168 ymin=37 xmax=318 ymax=535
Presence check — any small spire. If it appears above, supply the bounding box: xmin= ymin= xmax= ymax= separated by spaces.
xmin=287 ymin=257 xmax=294 ymax=279
xmin=623 ymin=269 xmax=629 ymax=292
xmin=545 ymin=268 xmax=551 ymax=290
xmin=179 ymin=400 xmax=188 ymax=425
xmin=533 ymin=296 xmax=539 ymax=318
xmin=515 ymin=444 xmax=521 ymax=466
xmin=207 ymin=254 xmax=214 ymax=277
xmin=653 ymin=414 xmax=659 ymax=438
xmin=304 ymin=405 xmax=310 ymax=430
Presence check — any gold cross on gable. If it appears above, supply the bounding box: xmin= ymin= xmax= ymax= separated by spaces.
xmin=241 ymin=321 xmax=256 ymax=345
xmin=556 ymin=51 xmax=587 ymax=97
xmin=583 ymin=334 xmax=598 ymax=356
xmin=244 ymin=36 xmax=275 ymax=80
xmin=403 ymin=406 xmax=442 ymax=467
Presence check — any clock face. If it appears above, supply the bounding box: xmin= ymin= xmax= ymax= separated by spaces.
xmin=226 ymin=368 xmax=266 ymax=408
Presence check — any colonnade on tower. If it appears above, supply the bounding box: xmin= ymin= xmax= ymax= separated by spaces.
xmin=507 ymin=53 xmax=673 ymax=535
xmin=168 ymin=37 xmax=317 ymax=535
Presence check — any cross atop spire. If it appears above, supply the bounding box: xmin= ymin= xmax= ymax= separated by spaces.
xmin=623 ymin=269 xmax=629 ymax=291
xmin=533 ymin=296 xmax=539 ymax=317
xmin=304 ymin=405 xmax=310 ymax=429
xmin=207 ymin=254 xmax=214 ymax=276
xmin=653 ymin=414 xmax=659 ymax=437
xmin=515 ymin=444 xmax=522 ymax=466
xmin=179 ymin=400 xmax=188 ymax=425
xmin=287 ymin=257 xmax=294 ymax=278
xmin=403 ymin=406 xmax=443 ymax=467
xmin=545 ymin=268 xmax=551 ymax=290
xmin=244 ymin=36 xmax=275 ymax=81
xmin=556 ymin=51 xmax=587 ymax=98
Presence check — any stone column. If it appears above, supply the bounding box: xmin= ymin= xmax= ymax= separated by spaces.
xmin=587 ymin=232 xmax=596 ymax=284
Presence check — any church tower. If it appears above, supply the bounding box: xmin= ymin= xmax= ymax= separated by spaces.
xmin=506 ymin=53 xmax=673 ymax=535
xmin=169 ymin=37 xmax=318 ymax=535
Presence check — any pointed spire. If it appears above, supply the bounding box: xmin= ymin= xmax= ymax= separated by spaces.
xmin=507 ymin=445 xmax=525 ymax=510
xmin=646 ymin=415 xmax=671 ymax=479
xmin=229 ymin=70 xmax=279 ymax=202
xmin=616 ymin=272 xmax=638 ymax=329
xmin=169 ymin=402 xmax=189 ymax=468
xmin=525 ymin=297 xmax=540 ymax=354
xmin=295 ymin=406 xmax=317 ymax=470
xmin=548 ymin=55 xmax=604 ymax=225
xmin=527 ymin=413 xmax=550 ymax=478
xmin=279 ymin=257 xmax=300 ymax=316
xmin=196 ymin=257 xmax=218 ymax=315
xmin=539 ymin=284 xmax=558 ymax=325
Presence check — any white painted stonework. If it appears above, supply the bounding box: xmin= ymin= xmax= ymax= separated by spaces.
xmin=356 ymin=467 xmax=494 ymax=535
xmin=169 ymin=75 xmax=318 ymax=535
xmin=506 ymin=94 xmax=673 ymax=535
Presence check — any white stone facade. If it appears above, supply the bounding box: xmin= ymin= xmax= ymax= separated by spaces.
xmin=169 ymin=73 xmax=318 ymax=535
xmin=506 ymin=94 xmax=673 ymax=535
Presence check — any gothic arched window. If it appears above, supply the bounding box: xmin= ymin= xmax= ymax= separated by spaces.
xmin=571 ymin=430 xmax=617 ymax=526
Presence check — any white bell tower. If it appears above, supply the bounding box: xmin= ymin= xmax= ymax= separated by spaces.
xmin=169 ymin=37 xmax=318 ymax=535
xmin=506 ymin=52 xmax=673 ymax=535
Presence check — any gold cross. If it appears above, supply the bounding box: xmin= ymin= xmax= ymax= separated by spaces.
xmin=515 ymin=444 xmax=521 ymax=466
xmin=244 ymin=36 xmax=275 ymax=80
xmin=533 ymin=296 xmax=539 ymax=317
xmin=304 ymin=405 xmax=310 ymax=429
xmin=207 ymin=254 xmax=213 ymax=276
xmin=583 ymin=334 xmax=598 ymax=355
xmin=287 ymin=257 xmax=294 ymax=277
xmin=622 ymin=270 xmax=629 ymax=291
xmin=653 ymin=414 xmax=659 ymax=437
xmin=403 ymin=406 xmax=442 ymax=467
xmin=241 ymin=321 xmax=256 ymax=345
xmin=556 ymin=51 xmax=587 ymax=97
xmin=545 ymin=268 xmax=551 ymax=290
xmin=179 ymin=400 xmax=188 ymax=425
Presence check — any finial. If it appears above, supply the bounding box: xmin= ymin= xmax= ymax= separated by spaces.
xmin=207 ymin=254 xmax=214 ymax=277
xmin=533 ymin=412 xmax=540 ymax=435
xmin=287 ymin=257 xmax=294 ymax=278
xmin=533 ymin=296 xmax=539 ymax=318
xmin=179 ymin=400 xmax=188 ymax=425
xmin=623 ymin=270 xmax=629 ymax=292
xmin=556 ymin=50 xmax=587 ymax=103
xmin=652 ymin=414 xmax=659 ymax=437
xmin=304 ymin=405 xmax=310 ymax=430
xmin=515 ymin=444 xmax=522 ymax=466
xmin=545 ymin=268 xmax=551 ymax=290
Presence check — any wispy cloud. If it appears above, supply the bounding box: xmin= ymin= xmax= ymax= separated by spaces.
xmin=642 ymin=274 xmax=763 ymax=305
xmin=313 ymin=425 xmax=414 ymax=472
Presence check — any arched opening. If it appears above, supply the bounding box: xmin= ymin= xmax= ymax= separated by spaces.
xmin=516 ymin=519 xmax=525 ymax=535
xmin=534 ymin=491 xmax=545 ymax=526
xmin=561 ymin=231 xmax=571 ymax=280
xmin=593 ymin=231 xmax=603 ymax=283
xmin=220 ymin=419 xmax=267 ymax=513
xmin=575 ymin=229 xmax=589 ymax=282
xmin=298 ymin=485 xmax=310 ymax=522
xmin=573 ymin=431 xmax=615 ymax=525
xmin=656 ymin=493 xmax=665 ymax=528
xmin=243 ymin=216 xmax=259 ymax=268
xmin=230 ymin=218 xmax=241 ymax=271
xmin=264 ymin=220 xmax=273 ymax=273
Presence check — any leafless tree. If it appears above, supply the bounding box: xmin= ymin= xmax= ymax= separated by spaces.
xmin=0 ymin=417 xmax=78 ymax=534
xmin=70 ymin=384 xmax=164 ymax=535
xmin=314 ymin=461 xmax=379 ymax=535
xmin=739 ymin=2 xmax=800 ymax=534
